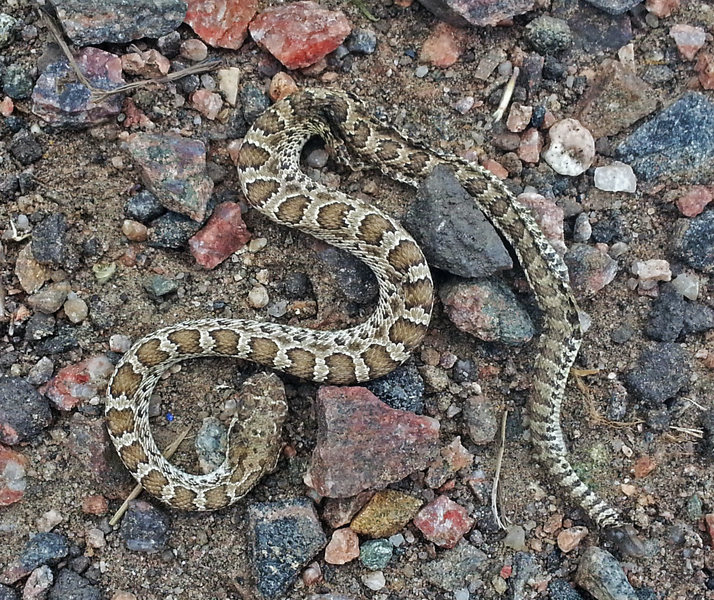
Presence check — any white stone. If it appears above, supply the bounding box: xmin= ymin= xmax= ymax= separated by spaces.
xmin=631 ymin=259 xmax=671 ymax=282
xmin=363 ymin=571 xmax=386 ymax=591
xmin=671 ymin=272 xmax=699 ymax=300
xmin=247 ymin=285 xmax=269 ymax=309
xmin=594 ymin=162 xmax=637 ymax=193
xmin=218 ymin=67 xmax=241 ymax=106
xmin=543 ymin=118 xmax=595 ymax=176
xmin=109 ymin=334 xmax=132 ymax=353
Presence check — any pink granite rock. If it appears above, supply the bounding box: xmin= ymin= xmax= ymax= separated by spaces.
xmin=191 ymin=89 xmax=223 ymax=120
xmin=324 ymin=528 xmax=360 ymax=564
xmin=696 ymin=53 xmax=714 ymax=90
xmin=669 ymin=24 xmax=706 ymax=61
xmin=517 ymin=128 xmax=542 ymax=165
xmin=185 ymin=0 xmax=258 ymax=49
xmin=41 ymin=355 xmax=114 ymax=411
xmin=249 ymin=1 xmax=351 ymax=70
xmin=419 ymin=22 xmax=467 ymax=68
xmin=413 ymin=495 xmax=474 ymax=548
xmin=189 ymin=202 xmax=251 ymax=269
xmin=306 ymin=386 xmax=440 ymax=497
xmin=676 ymin=186 xmax=713 ymax=217
xmin=518 ymin=192 xmax=566 ymax=255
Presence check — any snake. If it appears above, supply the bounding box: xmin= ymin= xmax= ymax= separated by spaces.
xmin=105 ymin=88 xmax=644 ymax=556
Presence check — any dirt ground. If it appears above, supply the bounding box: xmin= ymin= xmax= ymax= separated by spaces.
xmin=1 ymin=0 xmax=713 ymax=599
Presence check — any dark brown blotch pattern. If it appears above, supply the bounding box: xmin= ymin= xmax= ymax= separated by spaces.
xmin=285 ymin=348 xmax=317 ymax=379
xmin=120 ymin=442 xmax=148 ymax=471
xmin=238 ymin=142 xmax=271 ymax=170
xmin=168 ymin=329 xmax=202 ymax=354
xmin=387 ymin=240 xmax=424 ymax=272
xmin=249 ymin=337 xmax=280 ymax=364
xmin=110 ymin=364 xmax=142 ymax=398
xmin=136 ymin=338 xmax=169 ymax=367
xmin=324 ymin=353 xmax=356 ymax=384
xmin=142 ymin=468 xmax=169 ymax=496
xmin=362 ymin=345 xmax=398 ymax=378
xmin=210 ymin=329 xmax=240 ymax=354
xmin=276 ymin=195 xmax=310 ymax=224
xmin=356 ymin=213 xmax=395 ymax=246
xmin=106 ymin=408 xmax=136 ymax=437
xmin=245 ymin=179 xmax=281 ymax=207
xmin=316 ymin=202 xmax=353 ymax=230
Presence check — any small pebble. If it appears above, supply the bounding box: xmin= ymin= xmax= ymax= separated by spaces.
xmin=306 ymin=148 xmax=328 ymax=168
xmin=63 ymin=294 xmax=88 ymax=323
xmin=180 ymin=39 xmax=208 ymax=62
xmin=121 ymin=220 xmax=148 ymax=242
xmin=324 ymin=528 xmax=360 ymax=565
xmin=415 ymin=65 xmax=429 ymax=78
xmin=268 ymin=72 xmax=298 ymax=102
xmin=247 ymin=285 xmax=269 ymax=309
xmin=109 ymin=334 xmax=132 ymax=353
xmin=362 ymin=571 xmax=386 ymax=591
xmin=594 ymin=162 xmax=637 ymax=193
xmin=360 ymin=539 xmax=393 ymax=570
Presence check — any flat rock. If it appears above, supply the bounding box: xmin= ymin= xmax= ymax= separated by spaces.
xmin=0 ymin=446 xmax=28 ymax=507
xmin=306 ymin=386 xmax=440 ymax=497
xmin=616 ymin=92 xmax=714 ymax=184
xmin=625 ymin=343 xmax=689 ymax=405
xmin=120 ymin=500 xmax=170 ymax=553
xmin=31 ymin=213 xmax=67 ymax=267
xmin=575 ymin=547 xmax=638 ymax=600
xmin=185 ymin=0 xmax=257 ymax=49
xmin=249 ymin=1 xmax=351 ymax=70
xmin=673 ymin=209 xmax=714 ymax=273
xmin=417 ymin=0 xmax=534 ymax=27
xmin=126 ymin=132 xmax=213 ymax=222
xmin=350 ymin=489 xmax=423 ymax=538
xmin=576 ymin=60 xmax=658 ymax=138
xmin=0 ymin=378 xmax=52 ymax=445
xmin=248 ymin=497 xmax=327 ymax=599
xmin=422 ymin=540 xmax=488 ymax=591
xmin=439 ymin=278 xmax=535 ymax=345
xmin=49 ymin=0 xmax=186 ymax=45
xmin=404 ymin=165 xmax=512 ymax=279
xmin=555 ymin=1 xmax=633 ymax=53
xmin=148 ymin=211 xmax=202 ymax=250
xmin=189 ymin=201 xmax=251 ymax=269
xmin=32 ymin=47 xmax=125 ymax=127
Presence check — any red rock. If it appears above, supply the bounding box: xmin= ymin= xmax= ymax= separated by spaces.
xmin=500 ymin=564 xmax=513 ymax=578
xmin=695 ymin=53 xmax=714 ymax=90
xmin=517 ymin=128 xmax=542 ymax=165
xmin=269 ymin=72 xmax=299 ymax=102
xmin=426 ymin=436 xmax=474 ymax=489
xmin=191 ymin=89 xmax=223 ymax=120
xmin=557 ymin=526 xmax=588 ymax=552
xmin=41 ymin=355 xmax=114 ymax=411
xmin=506 ymin=103 xmax=533 ymax=133
xmin=0 ymin=97 xmax=13 ymax=117
xmin=185 ymin=0 xmax=257 ymax=49
xmin=481 ymin=158 xmax=508 ymax=179
xmin=305 ymin=386 xmax=440 ymax=497
xmin=676 ymin=186 xmax=713 ymax=217
xmin=705 ymin=514 xmax=714 ymax=546
xmin=122 ymin=98 xmax=153 ymax=129
xmin=633 ymin=455 xmax=657 ymax=478
xmin=324 ymin=528 xmax=360 ymax=564
xmin=0 ymin=445 xmax=28 ymax=506
xmin=121 ymin=49 xmax=170 ymax=77
xmin=669 ymin=24 xmax=706 ymax=61
xmin=518 ymin=192 xmax=566 ymax=255
xmin=249 ymin=1 xmax=351 ymax=70
xmin=413 ymin=495 xmax=474 ymax=548
xmin=645 ymin=0 xmax=679 ymax=17
xmin=189 ymin=202 xmax=251 ymax=269
xmin=82 ymin=494 xmax=109 ymax=515
xmin=419 ymin=22 xmax=467 ymax=68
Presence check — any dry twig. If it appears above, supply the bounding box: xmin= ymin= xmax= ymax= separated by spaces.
xmin=492 ymin=66 xmax=520 ymax=122
xmin=491 ymin=409 xmax=510 ymax=531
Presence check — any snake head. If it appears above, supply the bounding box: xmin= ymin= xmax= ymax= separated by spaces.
xmin=603 ymin=525 xmax=646 ymax=558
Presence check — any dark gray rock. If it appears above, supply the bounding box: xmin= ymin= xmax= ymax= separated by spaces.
xmin=591 ymin=213 xmax=629 ymax=244
xmin=404 ymin=165 xmax=512 ymax=279
xmin=525 ymin=16 xmax=573 ymax=54
xmin=48 ymin=0 xmax=187 ymax=45
xmin=47 ymin=570 xmax=100 ymax=600
xmin=21 ymin=533 xmax=70 ymax=570
xmin=625 ymin=343 xmax=689 ymax=405
xmin=616 ymin=93 xmax=714 ymax=184
xmin=549 ymin=580 xmax=585 ymax=600
xmin=281 ymin=272 xmax=312 ymax=299
xmin=674 ymin=210 xmax=714 ymax=274
xmin=2 ymin=63 xmax=34 ymax=100
xmin=0 ymin=378 xmax=52 ymax=445
xmin=156 ymin=31 xmax=181 ymax=58
xmin=35 ymin=327 xmax=79 ymax=356
xmin=125 ymin=190 xmax=166 ymax=223
xmin=452 ymin=357 xmax=477 ymax=382
xmin=345 ymin=28 xmax=377 ymax=54
xmin=575 ymin=547 xmax=638 ymax=600
xmin=583 ymin=0 xmax=642 ymax=14
xmin=555 ymin=0 xmax=633 ymax=53
xmin=417 ymin=0 xmax=534 ymax=27
xmin=701 ymin=410 xmax=714 ymax=459
xmin=148 ymin=211 xmax=202 ymax=249
xmin=241 ymin=83 xmax=270 ymax=123
xmin=682 ymin=301 xmax=714 ymax=335
xmin=31 ymin=213 xmax=67 ymax=267
xmin=25 ymin=312 xmax=56 ymax=341
xmin=0 ymin=13 xmax=17 ymax=49
xmin=120 ymin=500 xmax=170 ymax=553
xmin=143 ymin=275 xmax=178 ymax=300
xmin=9 ymin=130 xmax=42 ymax=166
xmin=365 ymin=363 xmax=424 ymax=413
xmin=249 ymin=497 xmax=327 ymax=599
xmin=422 ymin=540 xmax=488 ymax=591
xmin=317 ymin=247 xmax=378 ymax=305
xmin=510 ymin=552 xmax=538 ymax=600
xmin=0 ymin=583 xmax=18 ymax=600
xmin=645 ymin=286 xmax=684 ymax=342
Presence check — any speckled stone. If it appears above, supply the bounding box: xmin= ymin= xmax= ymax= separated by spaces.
xmin=120 ymin=500 xmax=170 ymax=553
xmin=0 ymin=378 xmax=52 ymax=445
xmin=350 ymin=489 xmax=423 ymax=538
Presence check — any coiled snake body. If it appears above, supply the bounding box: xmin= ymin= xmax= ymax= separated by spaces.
xmin=106 ymin=88 xmax=642 ymax=553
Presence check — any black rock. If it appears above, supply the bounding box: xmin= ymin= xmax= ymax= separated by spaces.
xmin=617 ymin=93 xmax=714 ymax=184
xmin=281 ymin=272 xmax=312 ymax=299
xmin=625 ymin=343 xmax=689 ymax=405
xmin=35 ymin=327 xmax=79 ymax=356
xmin=556 ymin=0 xmax=633 ymax=53
xmin=21 ymin=532 xmax=70 ymax=570
xmin=0 ymin=584 xmax=18 ymax=600
xmin=31 ymin=213 xmax=67 ymax=266
xmin=700 ymin=410 xmax=714 ymax=459
xmin=25 ymin=312 xmax=56 ymax=341
xmin=48 ymin=569 xmax=100 ymax=600
xmin=125 ymin=189 xmax=166 ymax=223
xmin=591 ymin=212 xmax=629 ymax=244
xmin=549 ymin=579 xmax=585 ymax=600
xmin=584 ymin=0 xmax=644 ymax=14
xmin=148 ymin=211 xmax=201 ymax=249
xmin=2 ymin=63 xmax=35 ymax=100
xmin=404 ymin=165 xmax=512 ymax=279
xmin=525 ymin=16 xmax=572 ymax=54
xmin=0 ymin=174 xmax=19 ymax=198
xmin=645 ymin=286 xmax=684 ymax=342
xmin=156 ymin=31 xmax=181 ymax=58
xmin=674 ymin=210 xmax=714 ymax=273
xmin=365 ymin=363 xmax=425 ymax=413
xmin=249 ymin=497 xmax=327 ymax=599
xmin=241 ymin=83 xmax=270 ymax=124
xmin=452 ymin=358 xmax=477 ymax=383
xmin=9 ymin=130 xmax=43 ymax=166
xmin=317 ymin=246 xmax=378 ymax=305
xmin=0 ymin=377 xmax=52 ymax=445
xmin=120 ymin=500 xmax=170 ymax=553
xmin=682 ymin=301 xmax=714 ymax=335
xmin=345 ymin=28 xmax=377 ymax=54
xmin=47 ymin=0 xmax=187 ymax=45
xmin=543 ymin=55 xmax=567 ymax=80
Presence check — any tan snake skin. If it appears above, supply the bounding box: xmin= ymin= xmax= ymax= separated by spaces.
xmin=106 ymin=88 xmax=643 ymax=554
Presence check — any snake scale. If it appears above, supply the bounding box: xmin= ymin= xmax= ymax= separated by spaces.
xmin=106 ymin=88 xmax=643 ymax=555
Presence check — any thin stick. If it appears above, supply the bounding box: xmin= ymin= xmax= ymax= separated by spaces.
xmin=492 ymin=66 xmax=519 ymax=122
xmin=668 ymin=425 xmax=703 ymax=439
xmin=109 ymin=426 xmax=191 ymax=526
xmin=39 ymin=7 xmax=91 ymax=88
xmin=491 ymin=409 xmax=509 ymax=531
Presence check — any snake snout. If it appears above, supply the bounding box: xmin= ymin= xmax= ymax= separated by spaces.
xmin=603 ymin=525 xmax=646 ymax=558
